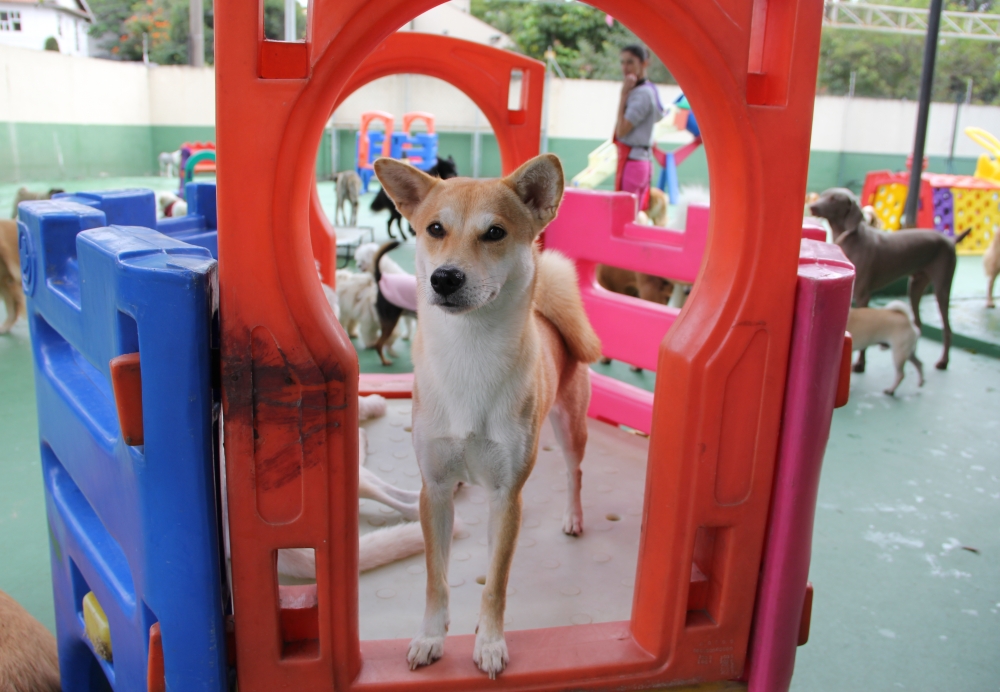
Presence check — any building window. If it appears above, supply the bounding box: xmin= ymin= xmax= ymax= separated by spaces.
xmin=0 ymin=11 xmax=22 ymax=31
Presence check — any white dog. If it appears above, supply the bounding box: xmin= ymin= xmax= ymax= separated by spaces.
xmin=847 ymin=300 xmax=923 ymax=395
xmin=158 ymin=150 xmax=180 ymax=178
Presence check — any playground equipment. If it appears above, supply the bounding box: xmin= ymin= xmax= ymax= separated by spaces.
xmin=310 ymin=33 xmax=545 ymax=287
xmin=355 ymin=110 xmax=438 ymax=193
xmin=571 ymin=93 xmax=703 ymax=204
xmin=178 ymin=142 xmax=216 ymax=195
xmin=966 ymin=126 xmax=1000 ymax=185
xmin=355 ymin=111 xmax=393 ymax=193
xmin=19 ymin=1 xmax=854 ymax=689
xmin=862 ymin=165 xmax=999 ymax=255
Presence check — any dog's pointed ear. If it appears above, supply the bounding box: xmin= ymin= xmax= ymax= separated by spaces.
xmin=844 ymin=191 xmax=864 ymax=233
xmin=374 ymin=158 xmax=438 ymax=218
xmin=503 ymin=153 xmax=564 ymax=231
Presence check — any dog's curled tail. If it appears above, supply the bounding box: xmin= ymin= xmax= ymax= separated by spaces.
xmin=884 ymin=300 xmax=921 ymax=338
xmin=535 ymin=250 xmax=603 ymax=363
xmin=372 ymin=241 xmax=401 ymax=283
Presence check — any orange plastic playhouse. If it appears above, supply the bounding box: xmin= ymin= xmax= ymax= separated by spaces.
xmin=215 ymin=1 xmax=829 ymax=691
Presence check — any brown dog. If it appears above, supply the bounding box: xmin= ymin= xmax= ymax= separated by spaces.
xmin=810 ymin=188 xmax=970 ymax=371
xmin=0 ymin=590 xmax=60 ymax=692
xmin=0 ymin=220 xmax=26 ymax=334
xmin=10 ymin=188 xmax=64 ymax=219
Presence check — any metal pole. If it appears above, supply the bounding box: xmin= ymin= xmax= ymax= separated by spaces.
xmin=947 ymin=93 xmax=961 ymax=174
xmin=189 ymin=0 xmax=204 ymax=66
xmin=903 ymin=0 xmax=943 ymax=228
xmin=472 ymin=110 xmax=482 ymax=178
xmin=285 ymin=0 xmax=296 ymax=42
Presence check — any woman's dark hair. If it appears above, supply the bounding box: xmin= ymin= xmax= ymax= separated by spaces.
xmin=621 ymin=44 xmax=648 ymax=62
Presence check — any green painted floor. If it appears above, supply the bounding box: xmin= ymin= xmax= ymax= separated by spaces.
xmin=1 ymin=177 xmax=998 ymax=689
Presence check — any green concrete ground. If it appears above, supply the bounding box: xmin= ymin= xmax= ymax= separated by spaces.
xmin=1 ymin=178 xmax=998 ymax=689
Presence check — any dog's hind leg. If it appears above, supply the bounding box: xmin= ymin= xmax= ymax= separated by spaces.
xmin=987 ymin=271 xmax=997 ymax=309
xmin=0 ymin=289 xmax=16 ymax=334
xmin=931 ymin=273 xmax=954 ymax=370
xmin=548 ymin=364 xmax=590 ymax=536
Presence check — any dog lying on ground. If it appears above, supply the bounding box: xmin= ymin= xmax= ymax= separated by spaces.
xmin=847 ymin=301 xmax=923 ymax=396
xmin=0 ymin=590 xmax=61 ymax=692
xmin=356 ymin=241 xmax=416 ymax=341
xmin=984 ymin=228 xmax=1000 ymax=309
xmin=10 ymin=188 xmax=64 ymax=219
xmin=370 ymin=156 xmax=458 ymax=240
xmin=335 ymin=170 xmax=361 ymax=226
xmin=157 ymin=191 xmax=187 ymax=218
xmin=0 ymin=220 xmax=25 ymax=335
xmin=375 ymin=153 xmax=602 ymax=678
xmin=810 ymin=188 xmax=970 ymax=371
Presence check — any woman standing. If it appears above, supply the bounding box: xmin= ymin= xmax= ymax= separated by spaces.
xmin=614 ymin=44 xmax=664 ymax=212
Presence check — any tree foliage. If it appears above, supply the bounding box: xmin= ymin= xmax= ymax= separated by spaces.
xmin=472 ymin=0 xmax=1000 ymax=104
xmin=88 ymin=0 xmax=304 ymax=65
xmin=470 ymin=0 xmax=675 ymax=82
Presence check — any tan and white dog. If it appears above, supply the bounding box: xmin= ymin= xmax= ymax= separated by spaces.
xmin=375 ymin=154 xmax=602 ymax=678
xmin=847 ymin=300 xmax=923 ymax=396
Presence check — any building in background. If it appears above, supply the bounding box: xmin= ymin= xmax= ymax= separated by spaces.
xmin=0 ymin=0 xmax=93 ymax=57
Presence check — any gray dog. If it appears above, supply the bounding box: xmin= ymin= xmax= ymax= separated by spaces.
xmin=810 ymin=188 xmax=970 ymax=371
xmin=335 ymin=170 xmax=361 ymax=226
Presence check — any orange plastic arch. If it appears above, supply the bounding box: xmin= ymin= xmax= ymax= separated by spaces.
xmin=311 ymin=33 xmax=545 ymax=286
xmin=356 ymin=110 xmax=393 ymax=171
xmin=403 ymin=111 xmax=435 ymax=135
xmin=215 ymin=1 xmax=824 ymax=690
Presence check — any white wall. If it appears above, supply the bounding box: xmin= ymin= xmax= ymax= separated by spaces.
xmin=0 ymin=44 xmax=148 ymax=124
xmin=4 ymin=42 xmax=1000 ymax=161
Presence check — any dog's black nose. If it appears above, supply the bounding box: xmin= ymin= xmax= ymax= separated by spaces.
xmin=430 ymin=266 xmax=465 ymax=296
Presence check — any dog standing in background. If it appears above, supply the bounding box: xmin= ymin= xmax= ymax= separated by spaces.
xmin=847 ymin=301 xmax=923 ymax=396
xmin=335 ymin=170 xmax=362 ymax=226
xmin=370 ymin=156 xmax=458 ymax=240
xmin=810 ymin=188 xmax=969 ymax=371
xmin=158 ymin=150 xmax=181 ymax=178
xmin=10 ymin=188 xmax=64 ymax=219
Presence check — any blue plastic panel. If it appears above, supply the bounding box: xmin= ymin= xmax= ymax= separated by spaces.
xmin=19 ymin=193 xmax=227 ymax=692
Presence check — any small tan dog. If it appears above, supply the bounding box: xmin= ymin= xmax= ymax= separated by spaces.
xmin=984 ymin=228 xmax=1000 ymax=308
xmin=0 ymin=220 xmax=26 ymax=334
xmin=847 ymin=300 xmax=923 ymax=396
xmin=10 ymin=187 xmax=63 ymax=219
xmin=375 ymin=153 xmax=601 ymax=678
xmin=0 ymin=590 xmax=60 ymax=692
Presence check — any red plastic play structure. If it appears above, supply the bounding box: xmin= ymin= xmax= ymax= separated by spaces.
xmin=215 ymin=1 xmax=839 ymax=690
xmin=309 ymin=32 xmax=544 ymax=286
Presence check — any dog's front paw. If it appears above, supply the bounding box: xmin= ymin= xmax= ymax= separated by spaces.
xmin=562 ymin=510 xmax=583 ymax=536
xmin=407 ymin=633 xmax=445 ymax=670
xmin=935 ymin=359 xmax=948 ymax=370
xmin=473 ymin=633 xmax=509 ymax=679
xmin=852 ymin=361 xmax=866 ymax=373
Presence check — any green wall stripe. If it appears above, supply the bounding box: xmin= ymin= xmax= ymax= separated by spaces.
xmin=1 ymin=122 xmax=984 ymax=194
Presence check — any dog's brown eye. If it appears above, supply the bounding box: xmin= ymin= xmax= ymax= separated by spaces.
xmin=483 ymin=225 xmax=506 ymax=242
xmin=426 ymin=222 xmax=445 ymax=239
